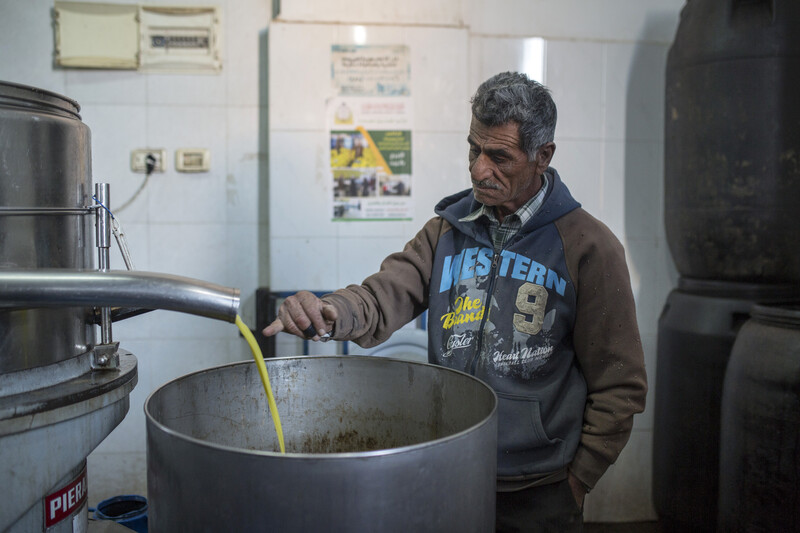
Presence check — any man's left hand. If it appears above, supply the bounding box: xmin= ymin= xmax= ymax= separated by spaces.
xmin=567 ymin=472 xmax=587 ymax=510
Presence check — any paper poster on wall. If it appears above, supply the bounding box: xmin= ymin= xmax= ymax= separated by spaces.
xmin=329 ymin=45 xmax=413 ymax=221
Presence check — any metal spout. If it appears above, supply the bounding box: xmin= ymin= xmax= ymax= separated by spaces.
xmin=0 ymin=270 xmax=240 ymax=322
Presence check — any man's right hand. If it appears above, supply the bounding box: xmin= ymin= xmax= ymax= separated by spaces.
xmin=261 ymin=290 xmax=338 ymax=341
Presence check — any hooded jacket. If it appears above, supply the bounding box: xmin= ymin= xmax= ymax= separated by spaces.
xmin=324 ymin=167 xmax=647 ymax=489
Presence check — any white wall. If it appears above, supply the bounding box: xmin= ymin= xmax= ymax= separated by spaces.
xmin=0 ymin=0 xmax=684 ymax=521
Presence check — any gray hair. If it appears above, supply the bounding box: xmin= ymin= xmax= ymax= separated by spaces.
xmin=470 ymin=72 xmax=557 ymax=161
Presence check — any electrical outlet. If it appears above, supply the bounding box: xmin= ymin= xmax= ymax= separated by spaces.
xmin=130 ymin=149 xmax=167 ymax=173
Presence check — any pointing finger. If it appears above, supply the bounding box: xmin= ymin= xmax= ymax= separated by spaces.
xmin=262 ymin=318 xmax=285 ymax=337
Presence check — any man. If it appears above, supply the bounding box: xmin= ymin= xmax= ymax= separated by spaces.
xmin=263 ymin=71 xmax=647 ymax=532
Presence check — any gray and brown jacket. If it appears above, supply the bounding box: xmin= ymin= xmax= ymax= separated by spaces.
xmin=324 ymin=167 xmax=647 ymax=490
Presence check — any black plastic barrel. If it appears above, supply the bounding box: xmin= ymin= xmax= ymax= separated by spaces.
xmin=664 ymin=0 xmax=800 ymax=283
xmin=652 ymin=279 xmax=800 ymax=532
xmin=718 ymin=304 xmax=800 ymax=532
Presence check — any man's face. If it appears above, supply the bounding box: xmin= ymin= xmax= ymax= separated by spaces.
xmin=468 ymin=118 xmax=549 ymax=220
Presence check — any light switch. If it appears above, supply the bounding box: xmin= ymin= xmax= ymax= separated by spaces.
xmin=175 ymin=149 xmax=210 ymax=173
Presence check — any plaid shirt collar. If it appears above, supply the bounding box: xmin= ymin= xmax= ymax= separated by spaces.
xmin=460 ymin=174 xmax=549 ymax=251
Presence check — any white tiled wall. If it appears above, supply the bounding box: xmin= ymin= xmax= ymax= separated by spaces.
xmin=267 ymin=21 xmax=471 ymax=293
xmin=1 ymin=0 xmax=684 ymax=521
xmin=276 ymin=0 xmax=465 ymax=26
xmin=462 ymin=0 xmax=684 ymax=42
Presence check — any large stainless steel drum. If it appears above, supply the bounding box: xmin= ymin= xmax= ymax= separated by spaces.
xmin=0 ymin=81 xmax=241 ymax=532
xmin=0 ymin=81 xmax=95 ymax=373
xmin=0 ymin=81 xmax=135 ymax=533
xmin=146 ymin=356 xmax=498 ymax=532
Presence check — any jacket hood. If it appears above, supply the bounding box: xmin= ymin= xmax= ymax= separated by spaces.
xmin=434 ymin=167 xmax=581 ymax=237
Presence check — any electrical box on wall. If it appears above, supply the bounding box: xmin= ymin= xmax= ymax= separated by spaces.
xmin=53 ymin=2 xmax=221 ymax=73
xmin=140 ymin=7 xmax=222 ymax=73
xmin=54 ymin=2 xmax=139 ymax=69
xmin=175 ymin=148 xmax=211 ymax=172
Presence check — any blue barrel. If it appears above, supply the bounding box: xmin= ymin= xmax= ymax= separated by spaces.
xmin=94 ymin=495 xmax=147 ymax=533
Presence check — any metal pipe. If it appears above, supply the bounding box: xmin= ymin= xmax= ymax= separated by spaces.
xmin=0 ymin=207 xmax=97 ymax=216
xmin=94 ymin=183 xmax=113 ymax=345
xmin=0 ymin=270 xmax=240 ymax=323
xmin=95 ymin=184 xmax=111 ymax=271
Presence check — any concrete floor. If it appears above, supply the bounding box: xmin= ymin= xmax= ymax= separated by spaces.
xmin=585 ymin=522 xmax=662 ymax=533
xmin=89 ymin=517 xmax=663 ymax=532
xmin=89 ymin=520 xmax=663 ymax=532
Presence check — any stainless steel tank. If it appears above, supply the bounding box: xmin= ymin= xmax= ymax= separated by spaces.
xmin=145 ymin=356 xmax=498 ymax=532
xmin=0 ymin=81 xmax=95 ymax=373
xmin=0 ymin=81 xmax=120 ymax=533
xmin=0 ymin=81 xmax=240 ymax=532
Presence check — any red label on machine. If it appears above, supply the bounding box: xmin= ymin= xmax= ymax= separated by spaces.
xmin=44 ymin=465 xmax=87 ymax=527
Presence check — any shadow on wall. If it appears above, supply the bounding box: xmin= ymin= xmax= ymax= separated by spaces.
xmin=612 ymin=11 xmax=680 ymax=523
xmin=624 ymin=11 xmax=680 ymax=291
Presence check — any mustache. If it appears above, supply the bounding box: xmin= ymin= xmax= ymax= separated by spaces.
xmin=473 ymin=178 xmax=500 ymax=190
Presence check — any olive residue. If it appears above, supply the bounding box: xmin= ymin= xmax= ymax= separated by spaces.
xmin=299 ymin=429 xmax=384 ymax=454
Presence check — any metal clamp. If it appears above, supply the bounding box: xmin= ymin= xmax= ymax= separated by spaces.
xmin=91 ymin=342 xmax=120 ymax=370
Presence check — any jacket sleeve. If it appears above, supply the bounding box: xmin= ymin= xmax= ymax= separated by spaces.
xmin=322 ymin=217 xmax=447 ymax=348
xmin=557 ymin=209 xmax=648 ymax=489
